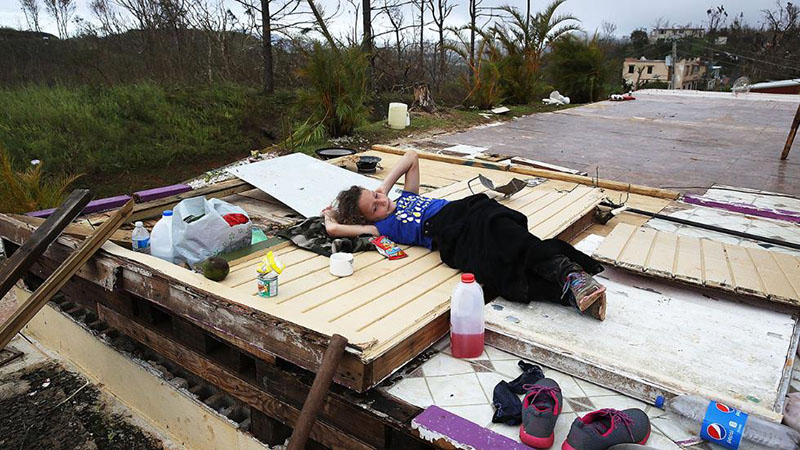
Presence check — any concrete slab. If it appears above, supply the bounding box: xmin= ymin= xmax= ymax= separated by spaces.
xmin=434 ymin=90 xmax=800 ymax=196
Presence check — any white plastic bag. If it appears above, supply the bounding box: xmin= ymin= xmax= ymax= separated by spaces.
xmin=172 ymin=197 xmax=252 ymax=265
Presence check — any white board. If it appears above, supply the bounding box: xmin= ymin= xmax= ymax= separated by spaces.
xmin=484 ymin=234 xmax=800 ymax=421
xmin=227 ymin=153 xmax=402 ymax=218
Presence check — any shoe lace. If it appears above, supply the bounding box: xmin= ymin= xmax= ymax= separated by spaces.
xmin=561 ymin=272 xmax=585 ymax=301
xmin=522 ymin=384 xmax=561 ymax=406
xmin=597 ymin=408 xmax=635 ymax=441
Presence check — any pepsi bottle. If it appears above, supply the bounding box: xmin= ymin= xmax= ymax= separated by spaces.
xmin=655 ymin=394 xmax=800 ymax=450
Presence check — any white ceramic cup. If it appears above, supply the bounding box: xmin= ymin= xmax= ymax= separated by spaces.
xmin=329 ymin=252 xmax=355 ymax=277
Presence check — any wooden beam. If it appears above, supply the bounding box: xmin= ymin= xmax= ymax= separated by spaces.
xmin=288 ymin=334 xmax=349 ymax=450
xmin=781 ymin=102 xmax=800 ymax=160
xmin=8 ymin=214 xmax=131 ymax=248
xmin=371 ymin=145 xmax=681 ymax=200
xmin=0 ymin=199 xmax=133 ymax=349
xmin=0 ymin=189 xmax=92 ymax=301
xmin=127 ymin=178 xmax=254 ymax=223
xmin=96 ymin=304 xmax=375 ymax=450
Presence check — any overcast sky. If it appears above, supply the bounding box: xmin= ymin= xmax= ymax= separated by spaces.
xmin=0 ymin=0 xmax=780 ymax=40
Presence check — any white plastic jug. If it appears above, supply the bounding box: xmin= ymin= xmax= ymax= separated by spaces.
xmin=387 ymin=102 xmax=409 ymax=130
xmin=450 ymin=273 xmax=484 ymax=358
xmin=150 ymin=210 xmax=174 ymax=263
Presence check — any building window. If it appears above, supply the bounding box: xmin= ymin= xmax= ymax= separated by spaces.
xmin=628 ymin=65 xmax=635 ymax=74
xmin=647 ymin=66 xmax=654 ymax=74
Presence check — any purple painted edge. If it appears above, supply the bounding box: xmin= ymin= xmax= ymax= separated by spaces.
xmin=134 ymin=184 xmax=192 ymax=202
xmin=412 ymin=405 xmax=529 ymax=450
xmin=26 ymin=195 xmax=132 ymax=218
xmin=683 ymin=195 xmax=800 ymax=224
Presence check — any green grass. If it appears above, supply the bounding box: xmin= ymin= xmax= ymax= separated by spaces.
xmin=0 ymin=83 xmax=295 ymax=199
xmin=291 ymin=103 xmax=573 ymax=156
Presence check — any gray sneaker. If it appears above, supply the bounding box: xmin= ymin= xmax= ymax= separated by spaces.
xmin=564 ymin=271 xmax=607 ymax=320
xmin=562 ymin=408 xmax=651 ymax=450
xmin=520 ymin=378 xmax=562 ymax=448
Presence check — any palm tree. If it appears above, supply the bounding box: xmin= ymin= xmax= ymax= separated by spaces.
xmin=491 ymin=0 xmax=580 ymax=103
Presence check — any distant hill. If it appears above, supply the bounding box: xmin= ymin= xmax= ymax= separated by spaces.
xmin=0 ymin=28 xmax=58 ymax=41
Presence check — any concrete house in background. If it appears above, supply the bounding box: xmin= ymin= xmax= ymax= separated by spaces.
xmin=623 ymin=57 xmax=707 ymax=90
xmin=649 ymin=27 xmax=705 ymax=43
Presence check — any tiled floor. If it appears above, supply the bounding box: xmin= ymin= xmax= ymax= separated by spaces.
xmin=384 ymin=337 xmax=697 ymax=449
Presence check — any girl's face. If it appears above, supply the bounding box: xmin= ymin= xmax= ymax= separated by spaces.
xmin=358 ymin=189 xmax=395 ymax=222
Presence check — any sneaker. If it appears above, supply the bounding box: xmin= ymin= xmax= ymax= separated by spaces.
xmin=520 ymin=378 xmax=562 ymax=448
xmin=562 ymin=408 xmax=651 ymax=450
xmin=564 ymin=272 xmax=607 ymax=314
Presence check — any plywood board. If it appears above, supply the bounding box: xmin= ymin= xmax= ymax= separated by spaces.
xmin=227 ymin=153 xmax=404 ymax=218
xmin=485 ymin=261 xmax=799 ymax=421
xmin=593 ymin=223 xmax=800 ymax=306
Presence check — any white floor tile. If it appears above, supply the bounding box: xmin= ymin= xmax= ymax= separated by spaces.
xmin=590 ymin=394 xmax=650 ymax=412
xmin=543 ymin=369 xmax=586 ymax=399
xmin=422 ymin=353 xmax=476 ymax=377
xmin=574 ymin=378 xmax=619 ymax=397
xmin=443 ymin=404 xmax=496 ymax=428
xmin=492 ymin=360 xmax=525 ymax=378
xmin=650 ymin=414 xmax=696 ymax=442
xmin=427 ymin=372 xmax=489 ymax=407
xmin=476 ymin=372 xmax=507 ymax=400
xmin=554 ymin=412 xmax=577 ymax=446
xmin=485 ymin=345 xmax=519 ymax=361
xmin=386 ymin=377 xmax=433 ymax=408
xmin=488 ymin=423 xmax=522 ymax=442
xmin=646 ymin=430 xmax=682 ymax=450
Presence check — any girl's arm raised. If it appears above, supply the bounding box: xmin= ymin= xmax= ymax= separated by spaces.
xmin=323 ymin=209 xmax=379 ymax=238
xmin=378 ymin=150 xmax=420 ymax=195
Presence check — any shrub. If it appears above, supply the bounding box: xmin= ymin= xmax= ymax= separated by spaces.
xmin=293 ymin=43 xmax=371 ymax=144
xmin=0 ymin=145 xmax=81 ymax=213
xmin=547 ymin=34 xmax=614 ymax=103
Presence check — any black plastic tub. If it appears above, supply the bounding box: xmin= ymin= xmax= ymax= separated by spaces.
xmin=315 ymin=147 xmax=356 ymax=160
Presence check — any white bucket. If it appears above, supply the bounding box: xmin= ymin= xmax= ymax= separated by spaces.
xmin=388 ymin=103 xmax=409 ymax=130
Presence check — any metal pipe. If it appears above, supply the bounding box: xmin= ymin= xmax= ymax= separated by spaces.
xmin=604 ymin=203 xmax=800 ymax=251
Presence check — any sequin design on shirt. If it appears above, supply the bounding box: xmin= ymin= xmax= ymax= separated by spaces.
xmin=394 ymin=194 xmax=431 ymax=224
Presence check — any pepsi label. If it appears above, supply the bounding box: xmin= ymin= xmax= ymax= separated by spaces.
xmin=699 ymin=401 xmax=748 ymax=449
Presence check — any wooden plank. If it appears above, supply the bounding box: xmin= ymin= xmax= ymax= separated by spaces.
xmin=9 ymin=214 xmax=133 ymax=248
xmin=0 ymin=190 xmax=92 ymax=301
xmin=699 ymin=239 xmax=733 ymax=290
xmin=531 ymin=188 xmax=601 ymax=239
xmin=673 ymin=235 xmax=703 ymax=284
xmin=617 ymin=227 xmax=658 ymax=271
xmin=646 ymin=231 xmax=678 ymax=278
xmin=773 ymin=252 xmax=800 ymax=300
xmin=747 ymin=247 xmax=797 ymax=302
xmin=128 ymin=178 xmax=253 ymax=223
xmin=0 ymin=199 xmax=133 ymax=349
xmin=724 ymin=244 xmax=766 ymax=297
xmin=594 ymin=223 xmax=637 ymax=263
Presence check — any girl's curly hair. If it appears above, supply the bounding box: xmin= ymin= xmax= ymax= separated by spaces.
xmin=334 ymin=185 xmax=367 ymax=225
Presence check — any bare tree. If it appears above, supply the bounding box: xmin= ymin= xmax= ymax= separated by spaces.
xmin=428 ymin=0 xmax=455 ymax=81
xmin=412 ymin=0 xmax=424 ymax=70
xmin=42 ymin=0 xmax=75 ymax=38
xmin=601 ymin=20 xmax=616 ymax=39
xmin=90 ymin=0 xmax=127 ymax=35
xmin=379 ymin=0 xmax=405 ymax=60
xmin=706 ymin=5 xmax=728 ymax=34
xmin=19 ymin=0 xmax=41 ymax=32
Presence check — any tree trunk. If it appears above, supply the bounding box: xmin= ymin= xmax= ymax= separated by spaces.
xmin=469 ymin=0 xmax=475 ymax=77
xmin=411 ymin=83 xmax=437 ymax=112
xmin=261 ymin=0 xmax=274 ymax=94
xmin=362 ymin=0 xmax=372 ymax=52
xmin=418 ymin=1 xmax=424 ymax=72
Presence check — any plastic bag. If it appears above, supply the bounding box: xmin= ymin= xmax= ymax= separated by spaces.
xmin=172 ymin=197 xmax=252 ymax=265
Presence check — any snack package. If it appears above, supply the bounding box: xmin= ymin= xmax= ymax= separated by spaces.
xmin=371 ymin=236 xmax=408 ymax=260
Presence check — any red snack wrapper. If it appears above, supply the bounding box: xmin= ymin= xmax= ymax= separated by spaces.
xmin=371 ymin=236 xmax=408 ymax=260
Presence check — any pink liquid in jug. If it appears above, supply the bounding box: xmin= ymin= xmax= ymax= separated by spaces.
xmin=450 ymin=332 xmax=484 ymax=358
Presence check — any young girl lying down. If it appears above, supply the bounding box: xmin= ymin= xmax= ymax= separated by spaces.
xmin=322 ymin=150 xmax=608 ymax=320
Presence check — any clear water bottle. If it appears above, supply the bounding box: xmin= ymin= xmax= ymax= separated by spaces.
xmin=150 ymin=210 xmax=174 ymax=263
xmin=131 ymin=221 xmax=150 ymax=254
xmin=655 ymin=394 xmax=800 ymax=450
xmin=450 ymin=273 xmax=484 ymax=358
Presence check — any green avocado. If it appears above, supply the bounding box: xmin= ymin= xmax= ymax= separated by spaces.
xmin=201 ymin=257 xmax=230 ymax=281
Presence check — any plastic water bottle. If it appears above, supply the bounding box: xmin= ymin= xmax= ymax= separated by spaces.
xmin=450 ymin=273 xmax=484 ymax=358
xmin=150 ymin=210 xmax=174 ymax=263
xmin=655 ymin=394 xmax=800 ymax=450
xmin=131 ymin=221 xmax=150 ymax=253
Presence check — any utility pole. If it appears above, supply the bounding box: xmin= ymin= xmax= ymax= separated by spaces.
xmin=671 ymin=41 xmax=677 ymax=90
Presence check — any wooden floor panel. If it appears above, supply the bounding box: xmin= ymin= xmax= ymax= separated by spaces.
xmin=594 ymin=223 xmax=800 ymax=305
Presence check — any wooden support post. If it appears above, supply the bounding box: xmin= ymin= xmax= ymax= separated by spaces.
xmin=781 ymin=102 xmax=800 ymax=160
xmin=287 ymin=334 xmax=349 ymax=450
xmin=0 ymin=199 xmax=133 ymax=349
xmin=0 ymin=190 xmax=92 ymax=300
